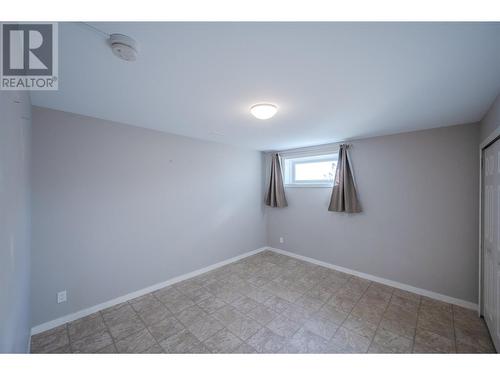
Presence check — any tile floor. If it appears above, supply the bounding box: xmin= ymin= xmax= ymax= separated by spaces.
xmin=31 ymin=250 xmax=496 ymax=354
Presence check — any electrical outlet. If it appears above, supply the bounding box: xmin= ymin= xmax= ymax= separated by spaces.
xmin=279 ymin=237 xmax=284 ymax=244
xmin=57 ymin=290 xmax=67 ymax=304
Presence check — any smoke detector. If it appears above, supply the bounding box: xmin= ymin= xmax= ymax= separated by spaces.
xmin=108 ymin=34 xmax=138 ymax=61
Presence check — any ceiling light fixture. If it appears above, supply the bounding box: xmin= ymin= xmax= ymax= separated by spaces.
xmin=250 ymin=103 xmax=278 ymax=120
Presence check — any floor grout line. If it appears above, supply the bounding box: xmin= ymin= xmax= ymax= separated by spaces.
xmin=411 ymin=295 xmax=423 ymax=353
xmin=451 ymin=305 xmax=458 ymax=353
xmin=366 ymin=286 xmax=395 ymax=353
xmin=99 ymin=305 xmax=122 ymax=353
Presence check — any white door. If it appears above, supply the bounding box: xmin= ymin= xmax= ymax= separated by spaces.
xmin=483 ymin=139 xmax=500 ymax=350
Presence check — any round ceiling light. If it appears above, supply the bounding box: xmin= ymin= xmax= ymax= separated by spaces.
xmin=250 ymin=103 xmax=278 ymax=120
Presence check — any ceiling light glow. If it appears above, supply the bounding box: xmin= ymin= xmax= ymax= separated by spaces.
xmin=250 ymin=103 xmax=278 ymax=120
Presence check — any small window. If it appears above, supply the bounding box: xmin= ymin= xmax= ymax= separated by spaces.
xmin=283 ymin=152 xmax=338 ymax=187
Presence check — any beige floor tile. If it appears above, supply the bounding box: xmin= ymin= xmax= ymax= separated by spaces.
xmin=71 ymin=328 xmax=114 ymax=353
xmin=336 ymin=285 xmax=365 ymax=300
xmin=148 ymin=316 xmax=184 ymax=341
xmin=412 ymin=342 xmax=441 ymax=353
xmin=189 ymin=342 xmax=213 ymax=353
xmin=304 ymin=282 xmax=336 ymax=300
xmin=246 ymin=304 xmax=279 ymax=325
xmin=392 ymin=289 xmax=421 ymax=303
xmin=350 ymin=302 xmax=385 ymax=324
xmin=379 ymin=316 xmax=416 ymax=339
xmin=328 ymin=326 xmax=371 ymax=353
xmin=414 ymin=328 xmax=455 ymax=353
xmin=203 ymin=328 xmax=242 ymax=353
xmin=106 ymin=314 xmax=146 ymax=341
xmin=192 ymin=271 xmax=220 ymax=286
xmin=31 ymin=325 xmax=69 ymax=354
xmin=163 ymin=294 xmax=196 ymax=314
xmin=141 ymin=344 xmax=164 ymax=353
xmin=44 ymin=345 xmax=71 ymax=353
xmin=294 ymin=295 xmax=325 ymax=314
xmin=419 ymin=307 xmax=453 ymax=326
xmin=212 ymin=305 xmax=244 ymax=326
xmin=266 ymin=315 xmax=303 ymax=338
xmin=153 ymin=287 xmax=182 ymax=304
xmin=68 ymin=313 xmax=107 ymax=342
xmin=173 ymin=278 xmax=205 ymax=293
xmin=226 ymin=315 xmax=261 ymax=340
xmin=215 ymin=288 xmax=245 ymax=304
xmin=263 ymin=295 xmax=292 ymax=314
xmin=204 ymin=279 xmax=226 ymax=295
xmin=390 ymin=295 xmax=420 ymax=312
xmin=100 ymin=302 xmax=129 ymax=315
xmin=370 ymin=327 xmax=413 ymax=353
xmin=357 ymin=295 xmax=389 ymax=311
xmin=246 ymin=275 xmax=272 ymax=288
xmin=367 ymin=282 xmax=394 ymax=295
xmin=265 ymin=281 xmax=303 ymax=302
xmin=232 ymin=342 xmax=258 ymax=353
xmin=176 ymin=305 xmax=207 ymax=326
xmin=364 ymin=287 xmax=392 ymax=303
xmin=326 ymin=292 xmax=359 ymax=313
xmin=303 ymin=310 xmax=340 ymax=340
xmin=455 ymin=325 xmax=496 ymax=352
xmin=115 ymin=328 xmax=157 ymax=353
xmin=197 ymin=296 xmax=226 ymax=314
xmin=101 ymin=303 xmax=137 ymax=326
xmin=318 ymin=303 xmax=349 ymax=325
xmin=281 ymin=304 xmax=314 ymax=324
xmin=231 ymin=296 xmax=261 ymax=314
xmin=384 ymin=303 xmax=418 ymax=325
xmin=456 ymin=340 xmax=496 ymax=353
xmin=159 ymin=329 xmax=202 ymax=353
xmin=244 ymin=286 xmax=275 ymax=303
xmin=421 ymin=297 xmax=452 ymax=313
xmin=417 ymin=315 xmax=454 ymax=339
xmin=129 ymin=294 xmax=163 ymax=313
xmin=453 ymin=305 xmax=478 ymax=323
xmin=247 ymin=327 xmax=286 ymax=353
xmin=137 ymin=304 xmax=172 ymax=326
xmin=97 ymin=344 xmax=117 ymax=353
xmin=341 ymin=315 xmax=378 ymax=340
xmin=186 ymin=315 xmax=224 ymax=341
xmin=287 ymin=327 xmax=328 ymax=353
xmin=453 ymin=312 xmax=489 ymax=335
xmin=344 ymin=277 xmax=371 ymax=294
xmin=182 ymin=287 xmax=214 ymax=304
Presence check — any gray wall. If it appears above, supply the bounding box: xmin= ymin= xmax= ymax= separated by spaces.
xmin=267 ymin=123 xmax=479 ymax=303
xmin=0 ymin=92 xmax=31 ymax=352
xmin=480 ymin=93 xmax=500 ymax=143
xmin=31 ymin=107 xmax=266 ymax=326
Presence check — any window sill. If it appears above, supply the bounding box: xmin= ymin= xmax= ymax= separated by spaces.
xmin=285 ymin=183 xmax=333 ymax=188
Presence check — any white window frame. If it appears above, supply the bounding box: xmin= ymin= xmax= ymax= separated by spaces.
xmin=281 ymin=147 xmax=339 ymax=188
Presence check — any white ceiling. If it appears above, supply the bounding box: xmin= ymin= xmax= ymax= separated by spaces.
xmin=31 ymin=22 xmax=500 ymax=151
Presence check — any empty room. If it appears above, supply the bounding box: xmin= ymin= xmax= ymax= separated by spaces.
xmin=2 ymin=2 xmax=500 ymax=371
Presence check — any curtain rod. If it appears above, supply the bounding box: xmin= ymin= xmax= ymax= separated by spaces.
xmin=265 ymin=141 xmax=352 ymax=156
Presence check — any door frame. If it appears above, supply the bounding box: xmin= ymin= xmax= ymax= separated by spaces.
xmin=479 ymin=125 xmax=500 ymax=317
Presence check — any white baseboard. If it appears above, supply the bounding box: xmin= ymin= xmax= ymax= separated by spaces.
xmin=30 ymin=246 xmax=268 ymax=336
xmin=269 ymin=247 xmax=479 ymax=311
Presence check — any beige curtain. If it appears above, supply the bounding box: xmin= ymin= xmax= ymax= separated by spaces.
xmin=328 ymin=144 xmax=362 ymax=213
xmin=265 ymin=153 xmax=288 ymax=208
